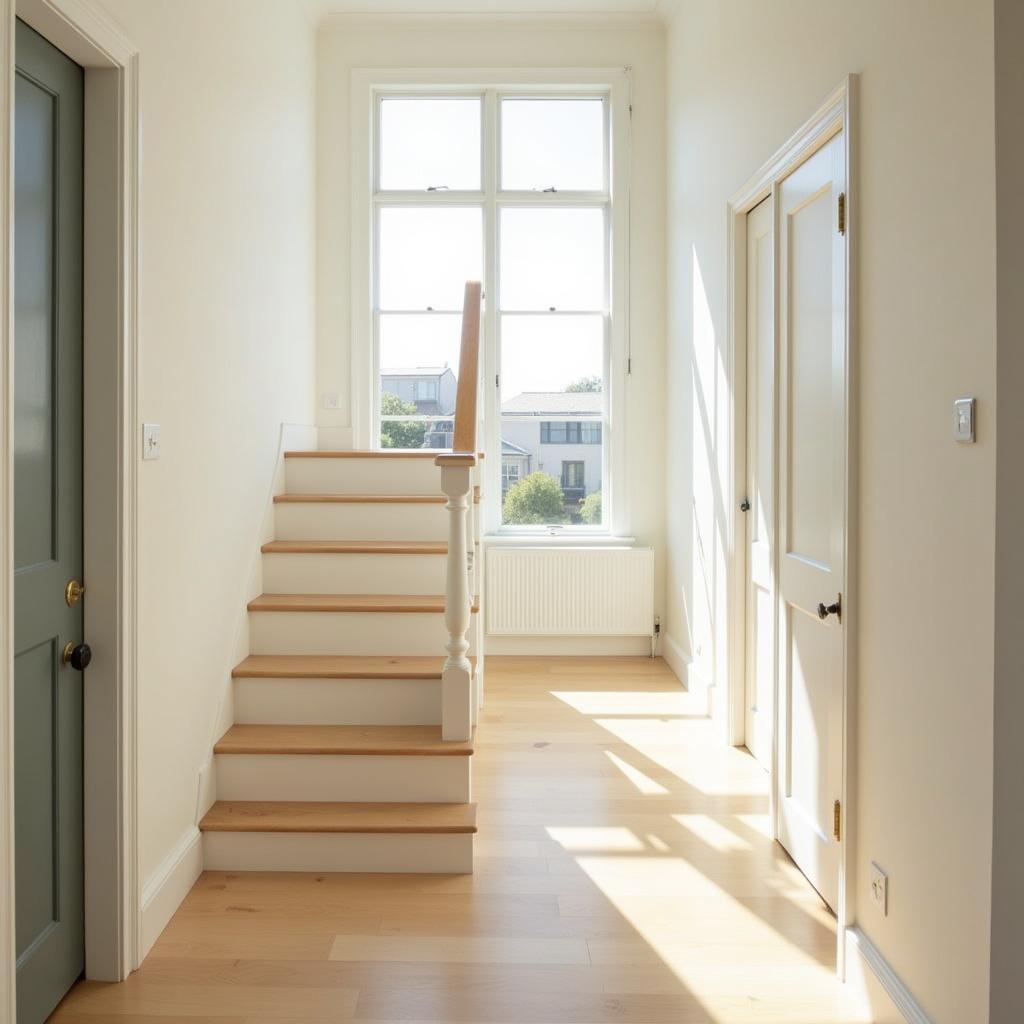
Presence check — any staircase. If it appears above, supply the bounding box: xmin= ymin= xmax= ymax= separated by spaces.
xmin=199 ymin=284 xmax=483 ymax=874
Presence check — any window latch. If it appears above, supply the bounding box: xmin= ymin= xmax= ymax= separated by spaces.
xmin=426 ymin=184 xmax=450 ymax=191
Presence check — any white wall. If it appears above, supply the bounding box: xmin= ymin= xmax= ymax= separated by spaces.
xmin=94 ymin=0 xmax=318 ymax=914
xmin=316 ymin=13 xmax=666 ymax=610
xmin=663 ymin=2 xmax=996 ymax=1020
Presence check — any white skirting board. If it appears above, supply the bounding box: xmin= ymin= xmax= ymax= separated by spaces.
xmin=661 ymin=632 xmax=690 ymax=685
xmin=845 ymin=926 xmax=932 ymax=1024
xmin=139 ymin=826 xmax=202 ymax=959
xmin=485 ymin=635 xmax=653 ymax=656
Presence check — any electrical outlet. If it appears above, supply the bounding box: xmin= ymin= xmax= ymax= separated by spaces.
xmin=322 ymin=392 xmax=340 ymax=410
xmin=870 ymin=862 xmax=888 ymax=915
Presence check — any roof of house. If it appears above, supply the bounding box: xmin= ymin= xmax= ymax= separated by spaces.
xmin=381 ymin=366 xmax=453 ymax=378
xmin=500 ymin=391 xmax=602 ymax=416
xmin=501 ymin=438 xmax=531 ymax=456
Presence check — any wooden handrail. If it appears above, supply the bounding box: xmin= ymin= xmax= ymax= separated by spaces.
xmin=435 ymin=281 xmax=482 ymax=468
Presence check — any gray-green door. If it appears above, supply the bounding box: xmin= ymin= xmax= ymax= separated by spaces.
xmin=14 ymin=19 xmax=85 ymax=1024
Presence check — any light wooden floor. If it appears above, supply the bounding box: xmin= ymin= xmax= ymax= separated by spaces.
xmin=50 ymin=656 xmax=871 ymax=1023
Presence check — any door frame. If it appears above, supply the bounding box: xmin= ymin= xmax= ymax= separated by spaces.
xmin=725 ymin=75 xmax=858 ymax=976
xmin=0 ymin=0 xmax=140 ymax=1013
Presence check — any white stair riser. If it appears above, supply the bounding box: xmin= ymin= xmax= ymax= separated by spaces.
xmin=285 ymin=458 xmax=441 ymax=496
xmin=249 ymin=610 xmax=478 ymax=656
xmin=215 ymin=753 xmax=470 ymax=802
xmin=203 ymin=831 xmax=473 ymax=873
xmin=234 ymin=677 xmax=440 ymax=725
xmin=275 ymin=502 xmax=449 ymax=541
xmin=262 ymin=551 xmax=446 ymax=595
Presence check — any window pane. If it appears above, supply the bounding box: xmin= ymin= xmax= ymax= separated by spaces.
xmin=380 ymin=98 xmax=481 ymax=191
xmin=379 ymin=314 xmax=461 ymax=449
xmin=379 ymin=207 xmax=482 ymax=310
xmin=501 ymin=98 xmax=604 ymax=192
xmin=500 ymin=208 xmax=604 ymax=311
xmin=500 ymin=315 xmax=604 ymax=527
xmin=499 ymin=314 xmax=603 ymax=401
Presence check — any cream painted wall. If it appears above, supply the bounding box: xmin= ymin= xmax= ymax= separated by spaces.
xmin=316 ymin=14 xmax=666 ymax=614
xmin=663 ymin=2 xmax=996 ymax=1020
xmin=94 ymin=0 xmax=318 ymax=888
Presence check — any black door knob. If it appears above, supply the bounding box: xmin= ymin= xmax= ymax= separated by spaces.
xmin=817 ymin=597 xmax=842 ymax=622
xmin=62 ymin=641 xmax=92 ymax=671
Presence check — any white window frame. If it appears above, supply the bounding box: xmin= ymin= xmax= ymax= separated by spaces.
xmin=350 ymin=68 xmax=631 ymax=537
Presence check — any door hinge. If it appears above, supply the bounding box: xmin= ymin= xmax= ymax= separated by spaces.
xmin=495 ymin=374 xmax=500 ymax=389
xmin=833 ymin=799 xmax=842 ymax=841
xmin=837 ymin=192 xmax=846 ymax=235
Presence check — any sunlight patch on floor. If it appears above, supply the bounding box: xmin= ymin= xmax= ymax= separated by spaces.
xmin=551 ymin=688 xmax=706 ymax=716
xmin=545 ymin=825 xmax=648 ymax=852
xmin=604 ymin=749 xmax=671 ymax=794
xmin=572 ymin=853 xmax=866 ymax=1022
xmin=673 ymin=813 xmax=754 ymax=852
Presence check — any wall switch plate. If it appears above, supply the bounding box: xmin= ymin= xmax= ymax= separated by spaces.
xmin=322 ymin=392 xmax=340 ymax=410
xmin=142 ymin=422 xmax=161 ymax=460
xmin=870 ymin=861 xmax=888 ymax=915
xmin=954 ymin=397 xmax=975 ymax=443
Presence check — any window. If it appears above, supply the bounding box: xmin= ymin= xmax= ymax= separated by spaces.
xmin=361 ymin=71 xmax=628 ymax=531
xmin=415 ymin=379 xmax=439 ymax=403
xmin=502 ymin=462 xmax=521 ymax=492
xmin=540 ymin=421 xmax=602 ymax=445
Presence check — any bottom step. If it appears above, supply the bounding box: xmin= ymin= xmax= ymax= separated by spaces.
xmin=199 ymin=801 xmax=476 ymax=873
xmin=202 ymin=831 xmax=473 ymax=873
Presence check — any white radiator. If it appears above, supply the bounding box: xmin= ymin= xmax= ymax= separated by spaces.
xmin=485 ymin=547 xmax=654 ymax=636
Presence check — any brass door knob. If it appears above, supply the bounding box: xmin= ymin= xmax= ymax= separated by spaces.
xmin=65 ymin=579 xmax=86 ymax=606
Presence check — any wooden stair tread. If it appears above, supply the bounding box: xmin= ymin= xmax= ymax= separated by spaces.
xmin=232 ymin=654 xmax=466 ymax=679
xmin=214 ymin=724 xmax=474 ymax=756
xmin=284 ymin=450 xmax=484 ymax=460
xmin=199 ymin=800 xmax=477 ymax=834
xmin=261 ymin=540 xmax=447 ymax=555
xmin=247 ymin=593 xmax=480 ymax=613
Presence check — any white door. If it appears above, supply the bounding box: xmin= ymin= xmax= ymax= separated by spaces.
xmin=776 ymin=131 xmax=846 ymax=913
xmin=744 ymin=197 xmax=774 ymax=771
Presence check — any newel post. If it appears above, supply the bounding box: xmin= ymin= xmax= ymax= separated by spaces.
xmin=440 ymin=463 xmax=473 ymax=741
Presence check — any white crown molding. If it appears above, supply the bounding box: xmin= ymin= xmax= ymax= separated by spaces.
xmin=319 ymin=7 xmax=664 ymax=29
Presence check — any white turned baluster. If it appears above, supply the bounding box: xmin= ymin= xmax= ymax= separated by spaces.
xmin=440 ymin=464 xmax=473 ymax=741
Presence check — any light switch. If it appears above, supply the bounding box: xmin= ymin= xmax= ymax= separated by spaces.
xmin=142 ymin=422 xmax=161 ymax=460
xmin=953 ymin=398 xmax=975 ymax=444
